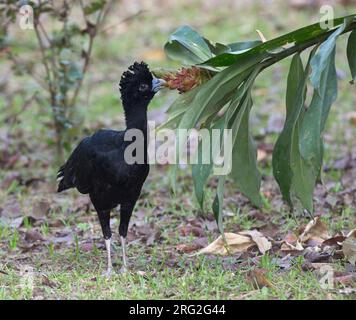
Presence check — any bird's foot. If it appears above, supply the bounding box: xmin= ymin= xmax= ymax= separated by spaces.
xmin=119 ymin=265 xmax=128 ymax=274
xmin=102 ymin=267 xmax=115 ymax=278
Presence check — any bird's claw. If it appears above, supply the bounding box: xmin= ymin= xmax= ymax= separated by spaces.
xmin=102 ymin=267 xmax=115 ymax=278
xmin=119 ymin=266 xmax=128 ymax=274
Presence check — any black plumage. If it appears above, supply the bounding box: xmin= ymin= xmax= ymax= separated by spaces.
xmin=57 ymin=62 xmax=164 ymax=275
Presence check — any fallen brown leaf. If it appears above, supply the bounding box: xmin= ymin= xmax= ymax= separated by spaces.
xmin=179 ymin=225 xmax=204 ymax=237
xmin=41 ymin=275 xmax=58 ymax=288
xmin=1 ymin=197 xmax=22 ymax=218
xmin=298 ymin=217 xmax=330 ymax=244
xmin=322 ymin=235 xmax=346 ymax=247
xmin=24 ymin=230 xmax=44 ymax=242
xmin=310 ymin=262 xmax=332 ymax=270
xmin=1 ymin=171 xmax=22 ymax=189
xmin=342 ymin=229 xmax=356 ymax=265
xmin=247 ymin=268 xmax=276 ymax=290
xmin=335 ymin=274 xmax=356 ymax=286
xmin=281 ymin=238 xmax=304 ymax=252
xmin=239 ymin=230 xmax=272 ymax=254
xmin=304 ymin=247 xmax=331 ymax=263
xmin=176 ymin=243 xmax=200 ymax=253
xmin=31 ymin=200 xmax=50 ymax=220
xmin=193 ymin=232 xmax=255 ymax=256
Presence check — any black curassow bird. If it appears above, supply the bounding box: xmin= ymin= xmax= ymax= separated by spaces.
xmin=57 ymin=62 xmax=165 ymax=275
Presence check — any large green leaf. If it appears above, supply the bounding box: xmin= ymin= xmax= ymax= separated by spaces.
xmin=272 ymin=53 xmax=305 ymax=206
xmin=296 ymin=49 xmax=337 ymax=211
xmin=192 ymin=117 xmax=225 ymax=209
xmin=347 ymin=29 xmax=356 ymax=83
xmin=289 ymin=120 xmax=314 ymax=212
xmin=282 ymin=48 xmax=337 ymax=213
xmin=200 ymin=15 xmax=355 ymax=68
xmin=229 ymin=92 xmax=262 ymax=207
xmin=164 ymin=25 xmax=213 ymax=65
xmin=310 ymin=20 xmax=348 ymax=92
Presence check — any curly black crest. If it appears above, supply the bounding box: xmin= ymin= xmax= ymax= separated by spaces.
xmin=119 ymin=61 xmax=152 ymax=97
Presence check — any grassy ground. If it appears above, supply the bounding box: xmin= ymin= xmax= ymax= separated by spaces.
xmin=0 ymin=0 xmax=355 ymax=299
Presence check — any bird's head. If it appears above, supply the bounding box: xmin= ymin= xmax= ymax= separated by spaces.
xmin=119 ymin=61 xmax=165 ymax=106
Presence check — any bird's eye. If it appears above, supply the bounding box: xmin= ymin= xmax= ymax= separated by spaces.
xmin=139 ymin=83 xmax=149 ymax=92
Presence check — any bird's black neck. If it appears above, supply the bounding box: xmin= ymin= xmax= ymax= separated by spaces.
xmin=123 ymin=101 xmax=149 ymax=164
xmin=123 ymin=100 xmax=149 ymax=134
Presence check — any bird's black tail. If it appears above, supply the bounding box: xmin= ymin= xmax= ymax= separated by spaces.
xmin=57 ymin=163 xmax=74 ymax=192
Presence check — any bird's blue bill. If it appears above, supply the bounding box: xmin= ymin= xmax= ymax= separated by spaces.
xmin=152 ymin=77 xmax=166 ymax=92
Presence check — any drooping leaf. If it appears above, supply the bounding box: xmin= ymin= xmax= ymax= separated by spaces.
xmin=289 ymin=120 xmax=315 ymax=212
xmin=298 ymin=48 xmax=337 ymax=196
xmin=164 ymin=25 xmax=213 ymax=65
xmin=347 ymin=29 xmax=356 ymax=83
xmin=310 ymin=20 xmax=348 ymax=92
xmin=229 ymin=92 xmax=262 ymax=207
xmin=192 ymin=117 xmax=225 ymax=208
xmin=212 ymin=175 xmax=226 ymax=237
xmin=158 ymin=86 xmax=200 ymax=130
xmin=178 ymin=53 xmax=265 ymax=133
xmin=225 ymin=68 xmax=261 ymax=125
xmin=272 ymin=53 xmax=305 ymax=206
xmin=289 ymin=48 xmax=337 ymax=212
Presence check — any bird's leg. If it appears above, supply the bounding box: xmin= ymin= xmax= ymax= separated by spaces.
xmin=120 ymin=236 xmax=127 ymax=272
xmin=119 ymin=203 xmax=134 ymax=273
xmin=97 ymin=210 xmax=113 ymax=277
xmin=105 ymin=238 xmax=112 ymax=276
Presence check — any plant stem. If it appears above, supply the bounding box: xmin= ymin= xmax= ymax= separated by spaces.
xmin=69 ymin=0 xmax=113 ymax=108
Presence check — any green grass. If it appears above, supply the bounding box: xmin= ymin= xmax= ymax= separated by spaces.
xmin=0 ymin=244 xmax=351 ymax=300
xmin=0 ymin=243 xmax=354 ymax=300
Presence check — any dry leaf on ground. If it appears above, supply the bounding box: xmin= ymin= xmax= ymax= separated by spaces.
xmin=239 ymin=230 xmax=272 ymax=254
xmin=298 ymin=217 xmax=330 ymax=244
xmin=281 ymin=232 xmax=304 ymax=251
xmin=343 ymin=229 xmax=356 ymax=265
xmin=193 ymin=233 xmax=254 ymax=256
xmin=192 ymin=230 xmax=271 ymax=256
xmin=247 ymin=268 xmax=276 ymax=290
xmin=282 ymin=218 xmax=345 ymax=254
